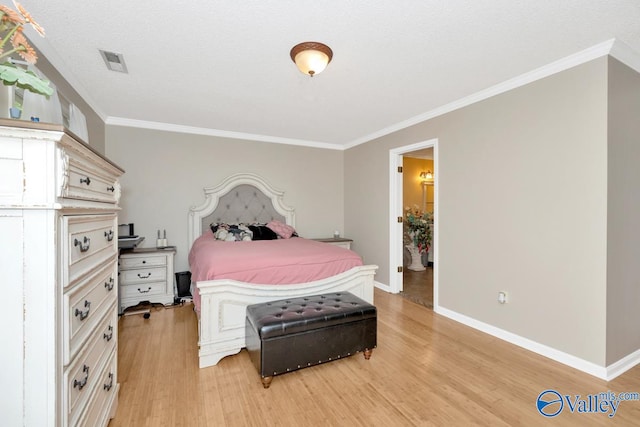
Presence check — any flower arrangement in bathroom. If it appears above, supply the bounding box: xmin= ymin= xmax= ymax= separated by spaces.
xmin=404 ymin=205 xmax=432 ymax=253
xmin=0 ymin=1 xmax=53 ymax=97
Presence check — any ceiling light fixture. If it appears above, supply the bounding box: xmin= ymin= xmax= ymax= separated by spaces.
xmin=290 ymin=42 xmax=333 ymax=77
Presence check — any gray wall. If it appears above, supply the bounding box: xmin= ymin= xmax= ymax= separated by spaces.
xmin=346 ymin=58 xmax=610 ymax=365
xmin=34 ymin=47 xmax=106 ymax=153
xmin=37 ymin=39 xmax=639 ymax=368
xmin=606 ymin=58 xmax=640 ymax=365
xmin=105 ymin=126 xmax=345 ymax=272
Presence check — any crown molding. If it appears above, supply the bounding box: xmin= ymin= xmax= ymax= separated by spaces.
xmin=105 ymin=117 xmax=344 ymax=150
xmin=344 ymin=39 xmax=625 ymax=149
xmin=29 ymin=34 xmax=640 ymax=152
xmin=609 ymin=38 xmax=640 ymax=73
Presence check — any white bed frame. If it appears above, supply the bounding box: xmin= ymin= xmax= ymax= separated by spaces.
xmin=188 ymin=173 xmax=378 ymax=368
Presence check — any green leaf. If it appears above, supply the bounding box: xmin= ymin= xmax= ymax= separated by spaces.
xmin=0 ymin=62 xmax=54 ymax=98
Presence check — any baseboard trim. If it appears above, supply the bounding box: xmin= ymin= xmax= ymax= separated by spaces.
xmin=606 ymin=349 xmax=640 ymax=381
xmin=434 ymin=306 xmax=639 ymax=381
xmin=374 ymin=281 xmax=392 ymax=293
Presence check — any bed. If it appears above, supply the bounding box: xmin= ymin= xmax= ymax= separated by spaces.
xmin=187 ymin=173 xmax=378 ymax=368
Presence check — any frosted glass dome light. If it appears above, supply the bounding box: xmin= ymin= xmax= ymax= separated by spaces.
xmin=290 ymin=42 xmax=333 ymax=77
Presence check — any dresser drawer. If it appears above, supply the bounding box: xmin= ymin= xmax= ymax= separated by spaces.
xmin=77 ymin=348 xmax=118 ymax=427
xmin=120 ymin=267 xmax=167 ymax=285
xmin=64 ymin=214 xmax=118 ymax=287
xmin=119 ymin=254 xmax=167 ymax=269
xmin=63 ymin=148 xmax=120 ymax=204
xmin=64 ymin=260 xmax=117 ymax=365
xmin=64 ymin=307 xmax=117 ymax=427
xmin=120 ymin=280 xmax=167 ymax=299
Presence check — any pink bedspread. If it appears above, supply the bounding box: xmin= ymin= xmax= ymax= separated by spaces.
xmin=188 ymin=231 xmax=363 ymax=312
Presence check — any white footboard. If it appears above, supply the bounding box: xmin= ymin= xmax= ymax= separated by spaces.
xmin=196 ymin=264 xmax=378 ymax=368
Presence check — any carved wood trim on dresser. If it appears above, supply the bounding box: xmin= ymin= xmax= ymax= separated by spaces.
xmin=0 ymin=119 xmax=124 ymax=426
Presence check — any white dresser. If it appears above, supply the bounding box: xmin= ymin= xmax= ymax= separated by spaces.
xmin=0 ymin=120 xmax=124 ymax=426
xmin=118 ymin=247 xmax=176 ymax=313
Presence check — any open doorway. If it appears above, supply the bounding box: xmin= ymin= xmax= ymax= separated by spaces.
xmin=401 ymin=151 xmax=434 ymax=307
xmin=388 ymin=139 xmax=438 ymax=310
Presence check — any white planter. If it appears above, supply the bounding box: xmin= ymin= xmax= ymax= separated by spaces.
xmin=406 ymin=244 xmax=426 ymax=271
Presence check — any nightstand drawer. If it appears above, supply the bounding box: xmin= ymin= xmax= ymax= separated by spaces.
xmin=118 ymin=248 xmax=176 ymax=313
xmin=120 ymin=281 xmax=167 ymax=299
xmin=120 ymin=267 xmax=167 ymax=284
xmin=119 ymin=255 xmax=166 ymax=269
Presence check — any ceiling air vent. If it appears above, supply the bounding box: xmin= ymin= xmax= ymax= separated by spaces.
xmin=99 ymin=49 xmax=128 ymax=73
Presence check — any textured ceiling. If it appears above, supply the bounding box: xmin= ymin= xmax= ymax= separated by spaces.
xmin=22 ymin=0 xmax=640 ymax=149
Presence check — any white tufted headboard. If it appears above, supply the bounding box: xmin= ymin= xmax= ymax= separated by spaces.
xmin=188 ymin=173 xmax=295 ymax=247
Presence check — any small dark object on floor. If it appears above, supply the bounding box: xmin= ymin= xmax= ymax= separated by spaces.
xmin=246 ymin=292 xmax=377 ymax=388
xmin=122 ymin=301 xmax=167 ymax=318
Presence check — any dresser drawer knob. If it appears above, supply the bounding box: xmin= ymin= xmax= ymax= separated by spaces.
xmin=107 ymin=185 xmax=115 ymax=192
xmin=104 ymin=229 xmax=114 ymax=241
xmin=137 ymin=272 xmax=151 ymax=279
xmin=104 ymin=372 xmax=114 ymax=391
xmin=137 ymin=287 xmax=152 ymax=294
xmin=104 ymin=277 xmax=114 ymax=291
xmin=73 ymin=365 xmax=90 ymax=390
xmin=74 ymin=236 xmax=91 ymax=252
xmin=104 ymin=325 xmax=113 ymax=342
xmin=74 ymin=300 xmax=91 ymax=320
xmin=79 ymin=176 xmax=91 ymax=186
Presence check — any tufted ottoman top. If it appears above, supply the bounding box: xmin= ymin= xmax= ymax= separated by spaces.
xmin=246 ymin=292 xmax=376 ymax=340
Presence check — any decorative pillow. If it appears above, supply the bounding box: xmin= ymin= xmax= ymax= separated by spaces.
xmin=266 ymin=220 xmax=296 ymax=239
xmin=210 ymin=223 xmax=253 ymax=241
xmin=248 ymin=225 xmax=278 ymax=240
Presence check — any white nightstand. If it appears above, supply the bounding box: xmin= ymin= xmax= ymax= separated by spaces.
xmin=118 ymin=247 xmax=176 ymax=313
xmin=311 ymin=237 xmax=353 ymax=250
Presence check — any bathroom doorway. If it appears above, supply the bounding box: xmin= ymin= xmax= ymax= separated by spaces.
xmin=388 ymin=139 xmax=438 ymax=309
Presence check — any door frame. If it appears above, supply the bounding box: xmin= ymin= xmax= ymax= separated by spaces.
xmin=388 ymin=139 xmax=439 ymax=307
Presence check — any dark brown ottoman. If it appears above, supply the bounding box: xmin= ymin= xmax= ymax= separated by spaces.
xmin=245 ymin=292 xmax=377 ymax=388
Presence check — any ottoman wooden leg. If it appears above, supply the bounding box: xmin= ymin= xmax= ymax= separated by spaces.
xmin=363 ymin=349 xmax=373 ymax=360
xmin=261 ymin=376 xmax=273 ymax=389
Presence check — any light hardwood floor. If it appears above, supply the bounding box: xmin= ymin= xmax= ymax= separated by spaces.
xmin=402 ymin=267 xmax=433 ymax=308
xmin=110 ymin=288 xmax=640 ymax=426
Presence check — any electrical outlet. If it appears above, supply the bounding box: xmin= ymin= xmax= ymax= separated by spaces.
xmin=498 ymin=291 xmax=507 ymax=304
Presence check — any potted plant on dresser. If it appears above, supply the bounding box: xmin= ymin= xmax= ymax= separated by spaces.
xmin=0 ymin=1 xmax=53 ymax=118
